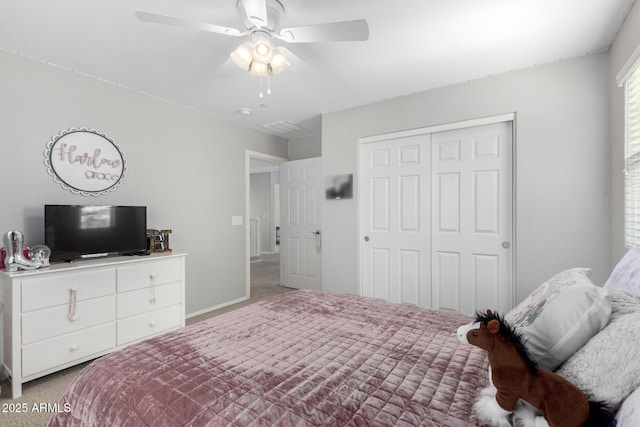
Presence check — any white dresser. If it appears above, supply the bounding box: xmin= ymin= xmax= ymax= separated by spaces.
xmin=0 ymin=252 xmax=187 ymax=398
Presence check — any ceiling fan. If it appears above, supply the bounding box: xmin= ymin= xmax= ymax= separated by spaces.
xmin=135 ymin=0 xmax=369 ymax=77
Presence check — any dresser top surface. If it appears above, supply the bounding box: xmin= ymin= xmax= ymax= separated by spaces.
xmin=0 ymin=252 xmax=187 ymax=278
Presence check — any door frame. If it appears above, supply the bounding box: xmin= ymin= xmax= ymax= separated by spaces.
xmin=245 ymin=150 xmax=287 ymax=299
xmin=357 ymin=113 xmax=517 ymax=308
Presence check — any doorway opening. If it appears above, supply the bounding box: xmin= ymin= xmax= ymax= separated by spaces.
xmin=246 ymin=151 xmax=286 ymax=299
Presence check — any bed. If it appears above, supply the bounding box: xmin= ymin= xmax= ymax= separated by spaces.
xmin=48 ymin=246 xmax=640 ymax=426
xmin=48 ymin=290 xmax=489 ymax=426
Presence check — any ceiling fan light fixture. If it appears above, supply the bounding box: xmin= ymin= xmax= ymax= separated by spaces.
xmin=252 ymin=37 xmax=274 ymax=64
xmin=269 ymin=49 xmax=289 ymax=75
xmin=250 ymin=61 xmax=270 ymax=77
xmin=231 ymin=32 xmax=288 ymax=77
xmin=230 ymin=43 xmax=253 ymax=70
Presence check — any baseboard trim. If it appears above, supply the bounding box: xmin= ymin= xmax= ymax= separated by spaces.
xmin=186 ymin=295 xmax=250 ymax=319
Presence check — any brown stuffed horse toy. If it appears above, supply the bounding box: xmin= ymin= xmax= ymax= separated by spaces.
xmin=457 ymin=310 xmax=615 ymax=427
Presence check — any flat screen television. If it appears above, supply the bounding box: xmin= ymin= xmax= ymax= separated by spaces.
xmin=45 ymin=205 xmax=147 ymax=262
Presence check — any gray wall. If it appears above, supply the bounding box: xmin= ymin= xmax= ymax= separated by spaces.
xmin=0 ymin=50 xmax=288 ymax=316
xmin=288 ymin=134 xmax=322 ymax=160
xmin=610 ymin=1 xmax=640 ymax=264
xmin=322 ymin=53 xmax=611 ymax=304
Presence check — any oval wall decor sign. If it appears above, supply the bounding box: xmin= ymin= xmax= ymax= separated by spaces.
xmin=44 ymin=128 xmax=127 ymax=196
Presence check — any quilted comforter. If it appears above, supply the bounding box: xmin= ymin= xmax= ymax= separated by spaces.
xmin=48 ymin=290 xmax=488 ymax=426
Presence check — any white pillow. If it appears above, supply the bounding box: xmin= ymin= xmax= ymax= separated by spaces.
xmin=616 ymin=386 xmax=640 ymax=426
xmin=605 ymin=246 xmax=640 ymax=297
xmin=505 ymin=268 xmax=611 ymax=371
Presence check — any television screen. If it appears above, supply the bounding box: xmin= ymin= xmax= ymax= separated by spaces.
xmin=45 ymin=205 xmax=147 ymax=262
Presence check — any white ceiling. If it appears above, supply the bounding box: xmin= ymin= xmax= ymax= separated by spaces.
xmin=0 ymin=0 xmax=635 ymax=139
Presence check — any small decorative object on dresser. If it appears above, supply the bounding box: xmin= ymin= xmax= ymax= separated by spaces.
xmin=147 ymin=229 xmax=172 ymax=253
xmin=1 ymin=230 xmax=44 ymax=271
xmin=28 ymin=244 xmax=51 ymax=267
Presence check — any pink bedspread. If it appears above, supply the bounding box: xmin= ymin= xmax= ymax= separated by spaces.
xmin=48 ymin=290 xmax=488 ymax=426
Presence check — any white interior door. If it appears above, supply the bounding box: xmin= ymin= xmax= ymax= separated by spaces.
xmin=280 ymin=158 xmax=322 ymax=290
xmin=361 ymin=120 xmax=513 ymax=314
xmin=431 ymin=121 xmax=513 ymax=314
xmin=361 ymin=134 xmax=431 ymax=307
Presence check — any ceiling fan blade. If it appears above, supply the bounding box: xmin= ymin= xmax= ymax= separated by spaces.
xmin=238 ymin=0 xmax=268 ymax=27
xmin=135 ymin=10 xmax=242 ymax=37
xmin=279 ymin=19 xmax=369 ymax=43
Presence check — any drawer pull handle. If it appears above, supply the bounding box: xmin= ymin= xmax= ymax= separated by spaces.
xmin=67 ymin=288 xmax=78 ymax=321
xmin=149 ymin=274 xmax=156 ymax=305
xmin=149 ymin=320 xmax=156 ymax=327
xmin=69 ymin=344 xmax=79 ymax=352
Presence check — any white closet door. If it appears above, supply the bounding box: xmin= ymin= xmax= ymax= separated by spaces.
xmin=360 ymin=121 xmax=513 ymax=314
xmin=431 ymin=121 xmax=513 ymax=314
xmin=279 ymin=158 xmax=322 ymax=290
xmin=361 ymin=134 xmax=431 ymax=307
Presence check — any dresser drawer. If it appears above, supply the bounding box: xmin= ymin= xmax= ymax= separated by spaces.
xmin=117 ymin=304 xmax=181 ymax=346
xmin=117 ymin=258 xmax=182 ymax=293
xmin=22 ymin=322 xmax=115 ymax=377
xmin=21 ymin=269 xmax=115 ymax=312
xmin=117 ymin=282 xmax=181 ymax=319
xmin=22 ymin=295 xmax=116 ymax=345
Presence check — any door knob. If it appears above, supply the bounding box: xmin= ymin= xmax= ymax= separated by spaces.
xmin=502 ymin=242 xmax=510 ymax=249
xmin=364 ymin=236 xmax=370 ymax=242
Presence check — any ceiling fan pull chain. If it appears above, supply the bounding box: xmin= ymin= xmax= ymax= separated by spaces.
xmin=267 ymin=75 xmax=272 ymax=95
xmin=259 ymin=77 xmax=264 ymax=98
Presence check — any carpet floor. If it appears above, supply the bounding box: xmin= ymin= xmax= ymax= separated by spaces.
xmin=0 ymin=253 xmax=290 ymax=426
